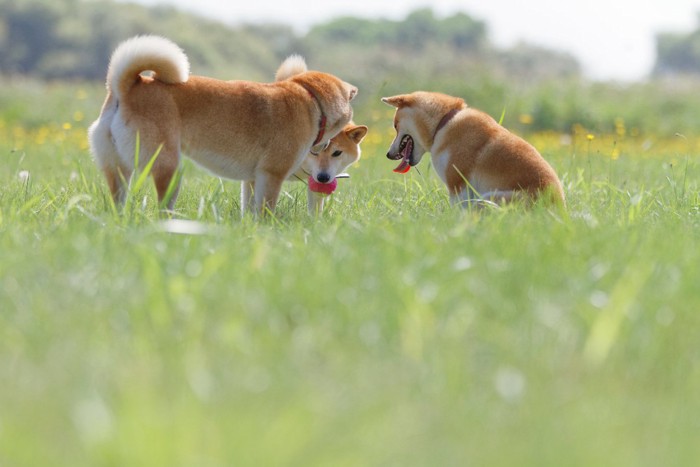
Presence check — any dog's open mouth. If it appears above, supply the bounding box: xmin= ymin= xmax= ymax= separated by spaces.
xmin=391 ymin=135 xmax=414 ymax=174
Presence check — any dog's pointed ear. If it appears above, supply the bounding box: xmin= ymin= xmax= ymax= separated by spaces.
xmin=346 ymin=125 xmax=368 ymax=144
xmin=381 ymin=95 xmax=413 ymax=108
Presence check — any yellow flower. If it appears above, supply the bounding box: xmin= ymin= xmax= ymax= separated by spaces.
xmin=518 ymin=114 xmax=533 ymax=125
xmin=614 ymin=117 xmax=626 ymax=137
xmin=35 ymin=126 xmax=50 ymax=145
xmin=586 ymin=133 xmax=595 ymax=141
xmin=571 ymin=123 xmax=586 ymax=135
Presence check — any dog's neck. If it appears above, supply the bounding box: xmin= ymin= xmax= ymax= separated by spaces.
xmin=298 ymin=83 xmax=328 ymax=147
xmin=433 ymin=108 xmax=461 ymax=141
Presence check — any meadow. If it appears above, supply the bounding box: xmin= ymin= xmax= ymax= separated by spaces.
xmin=1 ymin=80 xmax=700 ymax=466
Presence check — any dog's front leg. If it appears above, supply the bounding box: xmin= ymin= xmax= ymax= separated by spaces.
xmin=253 ymin=171 xmax=284 ymax=216
xmin=307 ymin=187 xmax=325 ymax=215
xmin=241 ymin=180 xmax=255 ymax=216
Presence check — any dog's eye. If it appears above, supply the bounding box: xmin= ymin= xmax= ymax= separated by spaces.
xmin=332 ymin=150 xmax=342 ymax=158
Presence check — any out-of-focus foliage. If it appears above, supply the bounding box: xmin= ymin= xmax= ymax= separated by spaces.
xmin=654 ymin=13 xmax=700 ymax=76
xmin=301 ymin=9 xmax=579 ymax=113
xmin=0 ymin=0 xmax=299 ymax=80
xmin=4 ymin=0 xmax=700 ymax=136
xmin=0 ymin=0 xmax=579 ymax=86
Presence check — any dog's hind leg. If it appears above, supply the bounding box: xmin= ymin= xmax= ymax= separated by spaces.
xmin=93 ymin=135 xmax=130 ymax=206
xmin=103 ymin=164 xmax=132 ymax=206
xmin=480 ymin=190 xmax=519 ymax=205
xmin=88 ymin=109 xmax=132 ymax=206
xmin=151 ymin=142 xmax=182 ymax=211
xmin=452 ymin=187 xmax=500 ymax=211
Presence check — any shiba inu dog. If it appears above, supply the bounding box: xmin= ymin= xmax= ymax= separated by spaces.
xmin=300 ymin=122 xmax=368 ymax=213
xmin=241 ymin=122 xmax=367 ymax=214
xmin=88 ymin=36 xmax=357 ymax=214
xmin=240 ymin=55 xmax=367 ymax=214
xmin=382 ymin=91 xmax=565 ymax=207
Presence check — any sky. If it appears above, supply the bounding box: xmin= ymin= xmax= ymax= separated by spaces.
xmin=130 ymin=0 xmax=700 ymax=81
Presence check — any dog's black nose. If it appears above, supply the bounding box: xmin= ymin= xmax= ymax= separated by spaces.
xmin=316 ymin=173 xmax=331 ymax=184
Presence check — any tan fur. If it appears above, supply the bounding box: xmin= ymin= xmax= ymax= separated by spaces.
xmin=242 ymin=58 xmax=367 ymax=215
xmin=382 ymin=91 xmax=565 ymax=207
xmin=240 ymin=123 xmax=367 ymax=214
xmin=89 ymin=36 xmax=357 ymax=214
xmin=299 ymin=123 xmax=367 ymax=214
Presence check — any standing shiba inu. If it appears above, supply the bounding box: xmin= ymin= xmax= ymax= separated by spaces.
xmin=240 ymin=122 xmax=367 ymax=214
xmin=88 ymin=36 xmax=357 ymax=214
xmin=382 ymin=91 xmax=565 ymax=207
xmin=242 ymin=56 xmax=367 ymax=215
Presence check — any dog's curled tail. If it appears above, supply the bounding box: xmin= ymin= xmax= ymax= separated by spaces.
xmin=275 ymin=55 xmax=308 ymax=81
xmin=106 ymin=35 xmax=190 ymax=100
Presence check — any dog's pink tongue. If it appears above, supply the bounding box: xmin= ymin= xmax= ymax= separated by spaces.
xmin=308 ymin=175 xmax=338 ymax=195
xmin=393 ymin=158 xmax=411 ymax=174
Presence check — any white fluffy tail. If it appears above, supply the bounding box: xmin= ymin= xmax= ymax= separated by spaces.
xmin=107 ymin=35 xmax=190 ymax=100
xmin=275 ymin=54 xmax=308 ymax=81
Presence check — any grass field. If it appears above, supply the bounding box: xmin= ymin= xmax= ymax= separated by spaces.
xmin=1 ymin=82 xmax=700 ymax=466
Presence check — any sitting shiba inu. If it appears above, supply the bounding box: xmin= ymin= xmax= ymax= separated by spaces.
xmin=382 ymin=91 xmax=564 ymax=207
xmin=241 ymin=55 xmax=367 ymax=215
xmin=88 ymin=36 xmax=357 ymax=214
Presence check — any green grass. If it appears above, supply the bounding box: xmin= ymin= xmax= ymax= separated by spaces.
xmin=2 ymin=85 xmax=700 ymax=466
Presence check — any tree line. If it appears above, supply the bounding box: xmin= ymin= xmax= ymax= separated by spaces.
xmin=0 ymin=0 xmax=580 ymax=84
xmin=0 ymin=0 xmax=299 ymax=80
xmin=3 ymin=1 xmax=699 ymax=84
xmin=654 ymin=13 xmax=700 ymax=76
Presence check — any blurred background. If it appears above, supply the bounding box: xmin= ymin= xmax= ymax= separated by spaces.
xmin=2 ymin=0 xmax=700 ymax=136
xmin=2 ymin=4 xmax=700 ymax=466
